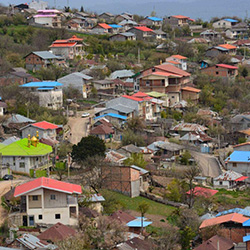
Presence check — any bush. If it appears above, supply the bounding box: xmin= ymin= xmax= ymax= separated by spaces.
xmin=29 ymin=169 xmax=34 ymax=177
xmin=35 ymin=169 xmax=47 ymax=178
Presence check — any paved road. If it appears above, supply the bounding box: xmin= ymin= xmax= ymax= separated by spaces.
xmin=190 ymin=151 xmax=222 ymax=177
xmin=66 ymin=109 xmax=95 ymax=145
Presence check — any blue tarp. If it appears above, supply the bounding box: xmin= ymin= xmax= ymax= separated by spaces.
xmin=94 ymin=113 xmax=127 ymax=120
xmin=20 ymin=81 xmax=63 ymax=88
xmin=147 ymin=16 xmax=163 ymax=21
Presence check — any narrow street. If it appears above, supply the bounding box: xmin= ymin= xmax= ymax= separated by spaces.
xmin=66 ymin=109 xmax=95 ymax=145
xmin=190 ymin=151 xmax=222 ymax=178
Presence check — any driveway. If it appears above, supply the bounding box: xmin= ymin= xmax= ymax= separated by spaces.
xmin=66 ymin=109 xmax=95 ymax=145
xmin=190 ymin=151 xmax=222 ymax=177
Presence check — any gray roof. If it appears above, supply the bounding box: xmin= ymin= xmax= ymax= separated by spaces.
xmin=2 ymin=136 xmax=20 ymax=145
xmin=93 ymin=79 xmax=114 ymax=85
xmin=121 ymin=144 xmax=142 ymax=153
xmin=231 ymin=114 xmax=250 ymax=123
xmin=4 ymin=114 xmax=35 ymax=125
xmin=118 ymin=19 xmax=137 ymax=26
xmin=58 ymin=72 xmax=92 ymax=89
xmin=131 ymin=165 xmax=149 ymax=175
xmin=102 ymin=105 xmax=135 ymax=114
xmin=110 ymin=69 xmax=134 ymax=79
xmin=106 ymin=97 xmax=139 ymax=112
xmin=31 ymin=51 xmax=59 ymax=60
xmin=153 ymin=30 xmax=166 ymax=35
xmin=119 ymin=32 xmax=136 ymax=37
xmin=154 ymin=141 xmax=184 ymax=151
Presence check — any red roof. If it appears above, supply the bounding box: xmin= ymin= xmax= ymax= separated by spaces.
xmin=110 ymin=210 xmax=136 ymax=224
xmin=172 ymin=54 xmax=187 ymax=59
xmin=155 ymin=64 xmax=191 ymax=77
xmin=122 ymin=95 xmax=143 ymax=102
xmin=200 ymin=213 xmax=248 ymax=229
xmin=218 ymin=44 xmax=237 ymax=50
xmin=134 ymin=26 xmax=153 ymax=32
xmin=38 ymin=222 xmax=76 ymax=242
xmin=14 ymin=177 xmax=82 ymax=197
xmin=50 ymin=42 xmax=76 ymax=48
xmin=186 ymin=187 xmax=218 ymax=198
xmin=235 ymin=176 xmax=248 ymax=182
xmin=216 ymin=64 xmax=238 ymax=70
xmin=181 ymin=86 xmax=201 ymax=93
xmin=166 ymin=60 xmax=180 ymax=65
xmin=132 ymin=92 xmax=150 ymax=98
xmin=89 ymin=124 xmax=114 ymax=135
xmin=150 ymin=71 xmax=181 ymax=77
xmin=68 ymin=35 xmax=83 ymax=41
xmin=172 ymin=15 xmax=189 ymax=19
xmin=97 ymin=23 xmax=112 ymax=29
xmin=32 ymin=121 xmax=58 ymax=130
xmin=233 ymin=141 xmax=250 ymax=148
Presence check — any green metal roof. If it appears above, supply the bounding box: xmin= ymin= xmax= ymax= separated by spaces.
xmin=146 ymin=91 xmax=167 ymax=98
xmin=0 ymin=138 xmax=52 ymax=156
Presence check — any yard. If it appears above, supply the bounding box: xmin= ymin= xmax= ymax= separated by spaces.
xmin=100 ymin=189 xmax=176 ymax=217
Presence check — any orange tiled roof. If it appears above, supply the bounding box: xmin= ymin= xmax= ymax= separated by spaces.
xmin=233 ymin=141 xmax=250 ymax=147
xmin=218 ymin=44 xmax=237 ymax=50
xmin=172 ymin=15 xmax=189 ymax=19
xmin=172 ymin=54 xmax=187 ymax=59
xmin=200 ymin=213 xmax=248 ymax=229
xmin=181 ymin=86 xmax=201 ymax=93
xmin=98 ymin=23 xmax=112 ymax=29
xmin=155 ymin=64 xmax=190 ymax=77
xmin=167 ymin=60 xmax=180 ymax=65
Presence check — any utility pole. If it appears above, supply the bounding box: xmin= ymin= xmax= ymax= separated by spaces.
xmin=138 ymin=48 xmax=140 ymax=64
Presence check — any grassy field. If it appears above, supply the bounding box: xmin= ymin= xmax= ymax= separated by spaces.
xmin=100 ymin=189 xmax=176 ymax=217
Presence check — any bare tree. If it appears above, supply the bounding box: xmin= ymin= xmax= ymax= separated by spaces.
xmin=184 ymin=165 xmax=201 ymax=208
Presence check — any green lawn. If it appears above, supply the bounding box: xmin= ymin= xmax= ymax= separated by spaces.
xmin=100 ymin=189 xmax=176 ymax=217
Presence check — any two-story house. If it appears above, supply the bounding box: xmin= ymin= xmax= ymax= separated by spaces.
xmin=164 ymin=15 xmax=190 ymax=27
xmin=201 ymin=64 xmax=238 ymax=78
xmin=213 ymin=18 xmax=238 ymax=30
xmin=0 ymin=136 xmax=52 ymax=174
xmin=165 ymin=54 xmax=187 ymax=71
xmin=20 ymin=81 xmax=63 ymax=110
xmin=127 ymin=26 xmax=154 ymax=40
xmin=140 ymin=16 xmax=163 ymax=27
xmin=14 ymin=177 xmax=82 ymax=226
xmin=33 ymin=9 xmax=62 ymax=28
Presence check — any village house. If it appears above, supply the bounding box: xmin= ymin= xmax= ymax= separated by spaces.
xmin=89 ymin=123 xmax=114 ymax=140
xmin=201 ymin=64 xmax=238 ymax=78
xmin=14 ymin=177 xmax=81 ymax=226
xmin=179 ymin=130 xmax=212 ymax=145
xmin=152 ymin=29 xmax=167 ymax=40
xmin=212 ymin=18 xmax=238 ymax=29
xmin=140 ymin=16 xmax=163 ymax=27
xmin=200 ymin=213 xmax=250 ymax=243
xmin=165 ymin=55 xmax=187 ymax=71
xmin=229 ymin=114 xmax=250 ymax=132
xmin=135 ymin=63 xmax=194 ymax=106
xmin=114 ymin=13 xmax=133 ymax=23
xmin=200 ymin=29 xmax=221 ymax=40
xmin=181 ymin=86 xmax=201 ymax=104
xmin=20 ymin=81 xmax=63 ymax=110
xmin=127 ymin=26 xmax=154 ymax=40
xmin=33 ymin=9 xmax=62 ymax=28
xmin=0 ymin=136 xmax=52 ymax=174
xmin=110 ymin=69 xmax=135 ymax=80
xmin=164 ymin=15 xmax=190 ymax=27
xmin=0 ymin=101 xmax=7 ymax=116
xmin=118 ymin=19 xmax=138 ymax=30
xmin=58 ymin=72 xmax=93 ymax=98
xmin=102 ymin=165 xmax=149 ymax=197
xmin=98 ymin=12 xmax=115 ymax=23
xmin=20 ymin=121 xmax=59 ymax=140
xmin=92 ymin=23 xmax=112 ymax=33
xmin=170 ymin=122 xmax=208 ymax=137
xmin=213 ymin=170 xmax=248 ymax=189
xmin=225 ymin=22 xmax=249 ymax=39
xmin=92 ymin=79 xmax=115 ymax=94
xmin=49 ymin=35 xmax=85 ymax=60
xmin=24 ymin=51 xmax=65 ymax=71
xmin=206 ymin=44 xmax=237 ymax=57
xmin=109 ymin=32 xmax=136 ymax=42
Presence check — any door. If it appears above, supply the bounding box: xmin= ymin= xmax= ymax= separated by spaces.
xmin=29 ymin=216 xmax=34 ymax=226
xmin=23 ymin=216 xmax=27 ymax=227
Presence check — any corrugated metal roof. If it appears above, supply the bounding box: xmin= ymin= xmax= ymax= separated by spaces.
xmin=214 ymin=170 xmax=243 ymax=181
xmin=110 ymin=69 xmax=134 ymax=79
xmin=131 ymin=165 xmax=149 ymax=175
xmin=21 ymin=81 xmax=63 ymax=88
xmin=217 ymin=208 xmax=250 ymax=218
xmin=5 ymin=114 xmax=35 ymax=124
xmin=32 ymin=51 xmax=59 ymax=59
xmin=126 ymin=218 xmax=152 ymax=227
xmin=94 ymin=113 xmax=127 ymax=120
xmin=226 ymin=151 xmax=250 ymax=163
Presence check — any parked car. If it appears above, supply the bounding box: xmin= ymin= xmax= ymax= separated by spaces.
xmin=81 ymin=112 xmax=90 ymax=118
xmin=3 ymin=174 xmax=13 ymax=180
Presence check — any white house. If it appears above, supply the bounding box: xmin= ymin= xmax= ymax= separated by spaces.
xmin=14 ymin=177 xmax=82 ymax=226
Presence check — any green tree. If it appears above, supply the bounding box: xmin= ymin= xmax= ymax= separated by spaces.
xmin=126 ymin=117 xmax=145 ymax=133
xmin=71 ymin=136 xmax=106 ymax=164
xmin=180 ymin=151 xmax=192 ymax=165
xmin=122 ymin=129 xmax=146 ymax=146
xmin=137 ymin=201 xmax=149 ymax=234
xmin=124 ymin=153 xmax=147 ymax=168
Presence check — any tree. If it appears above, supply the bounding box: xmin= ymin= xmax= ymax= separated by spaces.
xmin=71 ymin=136 xmax=106 ymax=164
xmin=126 ymin=117 xmax=145 ymax=133
xmin=80 ymin=6 xmax=84 ymax=12
xmin=137 ymin=201 xmax=149 ymax=234
xmin=180 ymin=151 xmax=192 ymax=165
xmin=123 ymin=153 xmax=147 ymax=168
xmin=184 ymin=165 xmax=201 ymax=208
xmin=122 ymin=129 xmax=146 ymax=146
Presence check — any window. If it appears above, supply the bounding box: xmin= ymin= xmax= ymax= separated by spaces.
xmin=219 ymin=181 xmax=223 ymax=185
xmin=32 ymin=196 xmax=38 ymax=201
xmin=161 ymin=79 xmax=165 ymax=86
xmin=216 ymin=72 xmax=219 ymax=75
xmin=146 ymin=81 xmax=150 ymax=86
xmin=233 ymin=163 xmax=237 ymax=167
xmin=19 ymin=162 xmax=25 ymax=168
xmin=38 ymin=214 xmax=43 ymax=220
xmin=50 ymin=194 xmax=56 ymax=200
xmin=36 ymin=58 xmax=39 ymax=62
xmin=172 ymin=96 xmax=175 ymax=99
xmin=55 ymin=214 xmax=61 ymax=219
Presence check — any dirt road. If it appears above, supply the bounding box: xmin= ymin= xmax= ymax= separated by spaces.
xmin=0 ymin=180 xmax=24 ymax=225
xmin=66 ymin=110 xmax=95 ymax=145
xmin=191 ymin=151 xmax=222 ymax=177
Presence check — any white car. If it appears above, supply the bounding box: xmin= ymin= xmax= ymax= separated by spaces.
xmin=81 ymin=112 xmax=90 ymax=118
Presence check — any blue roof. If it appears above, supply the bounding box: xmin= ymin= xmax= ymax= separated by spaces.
xmin=217 ymin=208 xmax=250 ymax=218
xmin=20 ymin=81 xmax=63 ymax=88
xmin=147 ymin=16 xmax=163 ymax=21
xmin=126 ymin=218 xmax=152 ymax=227
xmin=243 ymin=219 xmax=250 ymax=227
xmin=37 ymin=87 xmax=55 ymax=90
xmin=243 ymin=234 xmax=250 ymax=242
xmin=109 ymin=24 xmax=122 ymax=28
xmin=214 ymin=46 xmax=229 ymax=51
xmin=94 ymin=113 xmax=127 ymax=120
xmin=224 ymin=18 xmax=238 ymax=23
xmin=226 ymin=151 xmax=250 ymax=163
